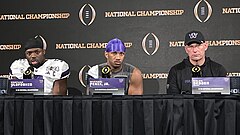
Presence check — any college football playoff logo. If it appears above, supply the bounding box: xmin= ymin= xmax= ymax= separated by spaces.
xmin=78 ymin=65 xmax=91 ymax=87
xmin=142 ymin=33 xmax=160 ymax=55
xmin=79 ymin=4 xmax=96 ymax=26
xmin=194 ymin=0 xmax=212 ymax=23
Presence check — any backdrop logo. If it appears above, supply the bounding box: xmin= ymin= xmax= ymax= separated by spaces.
xmin=194 ymin=0 xmax=212 ymax=22
xmin=79 ymin=4 xmax=96 ymax=26
xmin=169 ymin=39 xmax=240 ymax=47
xmin=142 ymin=33 xmax=160 ymax=55
xmin=0 ymin=13 xmax=70 ymax=21
xmin=0 ymin=44 xmax=21 ymax=51
xmin=142 ymin=73 xmax=168 ymax=79
xmin=222 ymin=7 xmax=240 ymax=14
xmin=228 ymin=72 xmax=240 ymax=76
xmin=78 ymin=65 xmax=91 ymax=87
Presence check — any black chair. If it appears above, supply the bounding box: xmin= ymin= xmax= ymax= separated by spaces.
xmin=67 ymin=87 xmax=82 ymax=96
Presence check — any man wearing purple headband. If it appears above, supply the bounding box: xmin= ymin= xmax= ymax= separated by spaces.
xmin=87 ymin=38 xmax=143 ymax=95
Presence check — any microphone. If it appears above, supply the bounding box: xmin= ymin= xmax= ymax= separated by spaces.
xmin=23 ymin=66 xmax=34 ymax=79
xmin=181 ymin=90 xmax=191 ymax=94
xmin=0 ymin=78 xmax=9 ymax=95
xmin=101 ymin=65 xmax=111 ymax=78
xmin=191 ymin=66 xmax=202 ymax=77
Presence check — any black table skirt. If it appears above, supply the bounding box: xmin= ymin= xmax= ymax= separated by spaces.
xmin=0 ymin=95 xmax=239 ymax=135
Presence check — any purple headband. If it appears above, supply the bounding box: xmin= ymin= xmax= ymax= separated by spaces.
xmin=105 ymin=38 xmax=126 ymax=52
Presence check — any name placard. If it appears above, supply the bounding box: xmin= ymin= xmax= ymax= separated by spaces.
xmin=89 ymin=78 xmax=126 ymax=95
xmin=10 ymin=79 xmax=44 ymax=95
xmin=89 ymin=78 xmax=125 ymax=90
xmin=192 ymin=77 xmax=230 ymax=94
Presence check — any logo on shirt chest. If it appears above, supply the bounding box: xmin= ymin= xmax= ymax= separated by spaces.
xmin=45 ymin=66 xmax=59 ymax=77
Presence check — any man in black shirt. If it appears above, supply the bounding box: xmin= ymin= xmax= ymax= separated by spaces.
xmin=167 ymin=31 xmax=227 ymax=94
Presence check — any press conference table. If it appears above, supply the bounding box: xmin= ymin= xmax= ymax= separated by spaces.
xmin=0 ymin=94 xmax=239 ymax=135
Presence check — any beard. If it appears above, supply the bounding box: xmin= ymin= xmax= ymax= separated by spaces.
xmin=31 ymin=63 xmax=41 ymax=68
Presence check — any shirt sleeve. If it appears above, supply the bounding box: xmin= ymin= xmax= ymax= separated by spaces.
xmin=59 ymin=60 xmax=70 ymax=79
xmin=9 ymin=59 xmax=26 ymax=79
xmin=167 ymin=67 xmax=181 ymax=94
xmin=218 ymin=65 xmax=227 ymax=77
xmin=87 ymin=65 xmax=99 ymax=78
